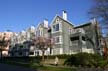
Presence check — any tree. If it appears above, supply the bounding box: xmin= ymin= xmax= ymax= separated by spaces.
xmin=88 ymin=0 xmax=108 ymax=52
xmin=0 ymin=36 xmax=10 ymax=59
xmin=32 ymin=36 xmax=53 ymax=61
xmin=88 ymin=0 xmax=108 ymax=35
xmin=88 ymin=0 xmax=108 ymax=26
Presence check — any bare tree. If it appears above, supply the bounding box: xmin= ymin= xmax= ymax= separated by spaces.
xmin=88 ymin=0 xmax=108 ymax=26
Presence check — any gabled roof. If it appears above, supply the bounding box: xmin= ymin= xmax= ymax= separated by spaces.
xmin=50 ymin=15 xmax=74 ymax=27
xmin=74 ymin=22 xmax=92 ymax=29
xmin=36 ymin=23 xmax=48 ymax=31
xmin=36 ymin=23 xmax=43 ymax=30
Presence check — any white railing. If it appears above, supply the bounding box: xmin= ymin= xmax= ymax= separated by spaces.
xmin=70 ymin=28 xmax=85 ymax=34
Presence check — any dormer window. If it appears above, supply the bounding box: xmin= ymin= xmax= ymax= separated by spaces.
xmin=53 ymin=24 xmax=59 ymax=32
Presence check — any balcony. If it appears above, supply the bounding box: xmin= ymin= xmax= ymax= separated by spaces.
xmin=70 ymin=28 xmax=85 ymax=35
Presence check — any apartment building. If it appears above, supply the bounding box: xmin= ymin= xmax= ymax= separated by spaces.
xmin=8 ymin=11 xmax=102 ymax=56
xmin=35 ymin=19 xmax=51 ymax=56
xmin=9 ymin=26 xmax=37 ymax=57
xmin=50 ymin=11 xmax=101 ymax=55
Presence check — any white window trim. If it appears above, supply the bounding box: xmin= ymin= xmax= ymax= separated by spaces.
xmin=52 ymin=23 xmax=62 ymax=33
xmin=54 ymin=36 xmax=63 ymax=44
xmin=52 ymin=31 xmax=62 ymax=34
xmin=59 ymin=23 xmax=62 ymax=32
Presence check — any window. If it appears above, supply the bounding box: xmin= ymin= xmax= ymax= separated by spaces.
xmin=53 ymin=36 xmax=62 ymax=44
xmin=56 ymin=24 xmax=59 ymax=31
xmin=36 ymin=30 xmax=41 ymax=37
xmin=56 ymin=37 xmax=60 ymax=43
xmin=53 ymin=25 xmax=56 ymax=31
xmin=36 ymin=31 xmax=39 ymax=36
xmin=70 ymin=36 xmax=79 ymax=41
xmin=69 ymin=28 xmax=72 ymax=34
xmin=82 ymin=36 xmax=86 ymax=41
xmin=56 ymin=18 xmax=59 ymax=22
xmin=29 ymin=52 xmax=34 ymax=55
xmin=19 ymin=52 xmax=22 ymax=55
xmin=53 ymin=24 xmax=59 ymax=32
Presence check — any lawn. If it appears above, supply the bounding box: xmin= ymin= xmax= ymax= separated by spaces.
xmin=35 ymin=65 xmax=74 ymax=71
xmin=0 ymin=59 xmax=74 ymax=71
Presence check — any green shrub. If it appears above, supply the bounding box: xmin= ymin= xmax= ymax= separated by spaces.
xmin=64 ymin=53 xmax=107 ymax=68
xmin=2 ymin=56 xmax=41 ymax=65
xmin=44 ymin=54 xmax=70 ymax=59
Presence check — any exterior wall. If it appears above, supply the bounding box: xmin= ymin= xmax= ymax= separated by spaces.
xmin=50 ymin=16 xmax=97 ymax=55
xmin=69 ymin=40 xmax=81 ymax=54
xmin=51 ymin=16 xmax=74 ymax=55
xmin=82 ymin=23 xmax=98 ymax=53
xmin=70 ymin=33 xmax=83 ymax=53
xmin=36 ymin=24 xmax=50 ymax=56
xmin=73 ymin=22 xmax=101 ymax=54
xmin=36 ymin=24 xmax=48 ymax=37
xmin=25 ymin=27 xmax=36 ymax=41
xmin=51 ymin=17 xmax=63 ymax=55
xmin=62 ymin=20 xmax=74 ymax=54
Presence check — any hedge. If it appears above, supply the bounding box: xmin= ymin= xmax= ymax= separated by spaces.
xmin=64 ymin=53 xmax=108 ymax=68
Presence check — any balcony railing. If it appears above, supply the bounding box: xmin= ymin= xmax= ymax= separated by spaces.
xmin=70 ymin=28 xmax=85 ymax=35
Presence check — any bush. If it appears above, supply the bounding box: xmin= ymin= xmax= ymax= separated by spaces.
xmin=64 ymin=53 xmax=107 ymax=68
xmin=44 ymin=54 xmax=70 ymax=59
xmin=2 ymin=56 xmax=41 ymax=64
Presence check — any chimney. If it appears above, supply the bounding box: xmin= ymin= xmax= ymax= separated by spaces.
xmin=44 ymin=19 xmax=48 ymax=28
xmin=63 ymin=10 xmax=67 ymax=20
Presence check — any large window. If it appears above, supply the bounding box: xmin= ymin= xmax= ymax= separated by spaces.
xmin=53 ymin=24 xmax=59 ymax=32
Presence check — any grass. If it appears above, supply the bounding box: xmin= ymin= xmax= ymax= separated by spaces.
xmin=0 ymin=60 xmax=74 ymax=71
xmin=0 ymin=60 xmax=30 ymax=67
xmin=35 ymin=65 xmax=74 ymax=71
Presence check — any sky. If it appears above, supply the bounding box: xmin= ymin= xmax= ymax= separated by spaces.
xmin=0 ymin=0 xmax=92 ymax=32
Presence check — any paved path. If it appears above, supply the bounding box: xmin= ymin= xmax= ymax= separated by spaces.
xmin=0 ymin=63 xmax=37 ymax=71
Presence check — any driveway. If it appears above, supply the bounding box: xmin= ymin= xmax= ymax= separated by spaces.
xmin=0 ymin=63 xmax=37 ymax=71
